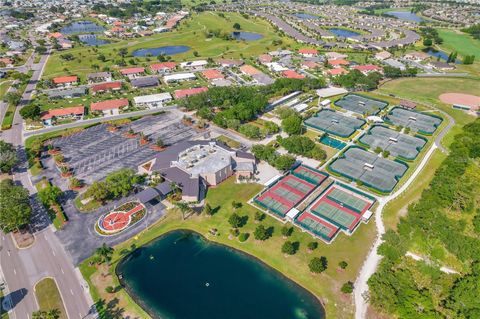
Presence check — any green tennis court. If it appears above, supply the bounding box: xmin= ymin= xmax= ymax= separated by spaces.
xmin=256 ymin=197 xmax=289 ymax=215
xmin=311 ymin=200 xmax=358 ymax=230
xmin=293 ymin=166 xmax=327 ymax=184
xmin=327 ymin=188 xmax=369 ymax=213
xmin=284 ymin=178 xmax=312 ymax=193
xmin=273 ymin=187 xmax=301 ymax=203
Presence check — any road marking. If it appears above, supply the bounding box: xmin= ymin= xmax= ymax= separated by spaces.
xmin=52 ymin=250 xmax=56 ymax=256
xmin=13 ymin=268 xmax=16 ymax=275
xmin=79 ymin=313 xmax=82 ymax=318
xmin=44 ymin=234 xmax=47 ymax=240
xmin=70 ymin=289 xmax=74 ymax=295
xmin=7 ymin=250 xmax=10 ymax=256
xmin=60 ymin=268 xmax=64 ymax=274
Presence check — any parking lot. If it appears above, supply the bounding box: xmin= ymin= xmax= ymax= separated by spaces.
xmin=53 ymin=112 xmax=198 ymax=183
xmin=359 ymin=125 xmax=427 ymax=159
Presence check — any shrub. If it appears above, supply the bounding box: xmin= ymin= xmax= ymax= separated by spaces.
xmin=341 ymin=281 xmax=354 ymax=294
xmin=309 ymin=256 xmax=327 ymax=273
xmin=238 ymin=232 xmax=249 ymax=242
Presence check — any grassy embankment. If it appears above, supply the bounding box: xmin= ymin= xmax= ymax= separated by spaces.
xmin=34 ymin=278 xmax=67 ymax=319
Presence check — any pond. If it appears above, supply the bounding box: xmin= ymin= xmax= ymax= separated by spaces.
xmin=78 ymin=34 xmax=109 ymax=46
xmin=60 ymin=20 xmax=105 ymax=35
xmin=328 ymin=28 xmax=360 ymax=38
xmin=385 ymin=11 xmax=424 ymax=22
xmin=132 ymin=45 xmax=191 ymax=57
xmin=293 ymin=13 xmax=321 ymax=20
xmin=423 ymin=48 xmax=461 ymax=64
xmin=117 ymin=230 xmax=326 ymax=319
xmin=230 ymin=31 xmax=263 ymax=41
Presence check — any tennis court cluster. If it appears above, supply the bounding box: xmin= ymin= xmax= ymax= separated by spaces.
xmin=335 ymin=94 xmax=388 ymax=115
xmin=329 ymin=147 xmax=408 ymax=192
xmin=384 ymin=107 xmax=442 ymax=135
xmin=305 ymin=109 xmax=365 ymax=138
xmin=295 ymin=183 xmax=375 ymax=242
xmin=253 ymin=165 xmax=328 ymax=218
xmin=359 ymin=125 xmax=427 ymax=160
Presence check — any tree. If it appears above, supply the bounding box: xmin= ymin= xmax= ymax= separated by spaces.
xmin=19 ymin=104 xmax=41 ymax=120
xmin=35 ymin=45 xmax=47 ymax=54
xmin=203 ymin=203 xmax=213 ymax=216
xmin=281 ymin=114 xmax=303 ymax=135
xmin=281 ymin=241 xmax=298 ymax=255
xmin=382 ymin=150 xmax=390 ymax=158
xmin=32 ymin=309 xmax=61 ymax=319
xmin=339 ymin=261 xmax=348 ymax=269
xmin=95 ymin=243 xmax=114 ymax=264
xmin=254 ymin=224 xmax=271 ymax=240
xmin=0 ymin=140 xmax=17 ymax=173
xmin=228 ymin=213 xmax=243 ymax=228
xmin=105 ymin=168 xmax=140 ymax=198
xmin=37 ymin=184 xmax=62 ymax=206
xmin=4 ymin=92 xmax=22 ymax=106
xmin=175 ymin=201 xmax=191 ymax=220
xmin=309 ymin=256 xmax=327 ymax=273
xmin=155 ymin=138 xmax=164 ymax=148
xmin=85 ymin=181 xmax=109 ymax=202
xmin=231 ymin=201 xmax=242 ymax=211
xmin=118 ymin=48 xmax=128 ymax=57
xmin=274 ymin=154 xmax=295 ymax=171
xmin=254 ymin=211 xmax=265 ymax=222
xmin=105 ymin=286 xmax=114 ymax=293
xmin=0 ymin=179 xmax=32 ymax=232
xmin=233 ymin=23 xmax=241 ymax=30
xmin=281 ymin=226 xmax=293 ymax=237
xmin=307 ymin=241 xmax=318 ymax=251
xmin=423 ymin=38 xmax=433 ymax=46
xmin=341 ymin=281 xmax=354 ymax=293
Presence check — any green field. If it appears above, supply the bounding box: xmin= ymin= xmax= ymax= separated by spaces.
xmin=34 ymin=278 xmax=67 ymax=319
xmin=0 ymin=80 xmax=13 ymax=100
xmin=437 ymin=29 xmax=480 ymax=59
xmin=43 ymin=12 xmax=294 ymax=79
xmin=80 ymin=177 xmax=377 ymax=319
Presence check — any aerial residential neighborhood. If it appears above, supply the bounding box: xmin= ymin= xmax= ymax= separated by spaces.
xmin=0 ymin=0 xmax=479 ymax=319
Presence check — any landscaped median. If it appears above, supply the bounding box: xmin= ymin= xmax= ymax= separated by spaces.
xmin=80 ymin=177 xmax=377 ymax=319
xmin=34 ymin=278 xmax=67 ymax=319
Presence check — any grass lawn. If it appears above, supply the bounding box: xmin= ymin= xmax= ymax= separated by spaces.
xmin=215 ymin=134 xmax=241 ymax=149
xmin=34 ymin=278 xmax=67 ymax=319
xmin=437 ymin=29 xmax=480 ymax=59
xmin=1 ymin=104 xmax=15 ymax=130
xmin=80 ymin=177 xmax=377 ymax=319
xmin=0 ymin=80 xmax=13 ymax=100
xmin=43 ymin=12 xmax=295 ymax=79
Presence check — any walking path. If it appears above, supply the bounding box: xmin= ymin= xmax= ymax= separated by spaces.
xmin=353 ymin=99 xmax=455 ymax=319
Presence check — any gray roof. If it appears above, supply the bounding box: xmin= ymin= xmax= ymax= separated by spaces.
xmin=130 ymin=76 xmax=159 ymax=88
xmin=236 ymin=151 xmax=255 ymax=160
xmin=47 ymin=87 xmax=87 ymax=98
xmin=161 ymin=166 xmax=199 ymax=198
xmin=136 ymin=187 xmax=161 ymax=204
xmin=155 ymin=181 xmax=172 ymax=195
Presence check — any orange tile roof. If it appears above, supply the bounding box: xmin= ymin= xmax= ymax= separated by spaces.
xmin=327 ymin=68 xmax=349 ymax=76
xmin=150 ymin=62 xmax=176 ymax=71
xmin=282 ymin=70 xmax=305 ymax=79
xmin=258 ymin=54 xmax=272 ymax=63
xmin=52 ymin=75 xmax=78 ymax=84
xmin=299 ymin=48 xmax=318 ymax=55
xmin=351 ymin=65 xmax=383 ymax=72
xmin=239 ymin=65 xmax=261 ymax=76
xmin=120 ymin=67 xmax=145 ymax=75
xmin=90 ymin=98 xmax=129 ymax=111
xmin=328 ymin=59 xmax=350 ymax=66
xmin=48 ymin=32 xmax=64 ymax=39
xmin=174 ymin=87 xmax=208 ymax=99
xmin=202 ymin=69 xmax=224 ymax=80
xmin=41 ymin=106 xmax=84 ymax=120
xmin=91 ymin=81 xmax=122 ymax=92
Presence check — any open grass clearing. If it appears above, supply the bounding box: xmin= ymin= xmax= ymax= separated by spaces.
xmin=80 ymin=177 xmax=377 ymax=319
xmin=34 ymin=278 xmax=67 ymax=319
xmin=437 ymin=29 xmax=480 ymax=59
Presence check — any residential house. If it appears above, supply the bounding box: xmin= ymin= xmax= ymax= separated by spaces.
xmin=47 ymin=87 xmax=87 ymax=99
xmin=150 ymin=62 xmax=176 ymax=74
xmin=180 ymin=60 xmax=208 ymax=71
xmin=130 ymin=76 xmax=159 ymax=88
xmin=202 ymin=69 xmax=224 ymax=81
xmin=90 ymin=98 xmax=129 ymax=116
xmin=163 ymin=73 xmax=196 ymax=83
xmin=91 ymin=81 xmax=122 ymax=94
xmin=283 ymin=70 xmax=305 ymax=79
xmin=174 ymin=87 xmax=208 ymax=99
xmin=133 ymin=93 xmax=172 ymax=109
xmin=404 ymin=51 xmax=429 ymax=62
xmin=375 ymin=51 xmax=392 ymax=60
xmin=52 ymin=75 xmax=78 ymax=87
xmin=217 ymin=59 xmax=243 ymax=68
xmin=328 ymin=59 xmax=350 ymax=68
xmin=427 ymin=61 xmax=455 ymax=71
xmin=351 ymin=64 xmax=383 ymax=75
xmin=325 ymin=52 xmax=348 ymax=60
xmin=40 ymin=105 xmax=84 ymax=126
xmin=239 ymin=65 xmax=262 ymax=76
xmin=120 ymin=67 xmax=145 ymax=79
xmin=298 ymin=48 xmax=318 ymax=57
xmin=87 ymin=72 xmax=112 ymax=83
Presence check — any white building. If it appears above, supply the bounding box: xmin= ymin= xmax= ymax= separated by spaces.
xmin=133 ymin=93 xmax=172 ymax=109
xmin=180 ymin=60 xmax=208 ymax=70
xmin=163 ymin=72 xmax=196 ymax=83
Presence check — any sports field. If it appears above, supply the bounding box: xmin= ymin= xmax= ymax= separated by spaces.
xmin=43 ymin=12 xmax=294 ymax=78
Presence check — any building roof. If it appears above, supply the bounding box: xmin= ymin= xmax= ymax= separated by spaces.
xmin=217 ymin=59 xmax=243 ymax=67
xmin=91 ymin=81 xmax=122 ymax=92
xmin=239 ymin=64 xmax=262 ymax=76
xmin=202 ymin=69 xmax=224 ymax=80
xmin=120 ymin=67 xmax=145 ymax=75
xmin=133 ymin=93 xmax=172 ymax=104
xmin=326 ymin=68 xmax=348 ymax=76
xmin=155 ymin=181 xmax=172 ymax=196
xmin=180 ymin=60 xmax=207 ymax=68
xmin=301 ymin=61 xmax=319 ymax=69
xmin=90 ymin=98 xmax=129 ymax=111
xmin=40 ymin=105 xmax=84 ymax=120
xmin=299 ymin=48 xmax=318 ymax=55
xmin=130 ymin=76 xmax=159 ymax=88
xmin=135 ymin=187 xmax=161 ymax=204
xmin=399 ymin=100 xmax=417 ymax=109
xmin=174 ymin=87 xmax=208 ymax=99
xmin=258 ymin=54 xmax=273 ymax=63
xmin=316 ymin=87 xmax=349 ymax=98
xmin=48 ymin=32 xmax=63 ymax=38
xmin=163 ymin=73 xmax=196 ymax=82
xmin=328 ymin=59 xmax=349 ymax=66
xmin=47 ymin=87 xmax=86 ymax=98
xmin=351 ymin=64 xmax=383 ymax=72
xmin=150 ymin=62 xmax=176 ymax=71
xmin=52 ymin=75 xmax=78 ymax=84
xmin=282 ymin=70 xmax=305 ymax=79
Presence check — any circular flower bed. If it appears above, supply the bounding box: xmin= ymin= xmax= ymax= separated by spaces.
xmin=96 ymin=201 xmax=146 ymax=236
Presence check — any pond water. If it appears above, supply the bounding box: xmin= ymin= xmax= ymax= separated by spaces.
xmin=132 ymin=45 xmax=191 ymax=57
xmin=78 ymin=34 xmax=109 ymax=46
xmin=230 ymin=31 xmax=263 ymax=41
xmin=385 ymin=11 xmax=424 ymax=22
xmin=328 ymin=28 xmax=360 ymax=38
xmin=60 ymin=20 xmax=105 ymax=35
xmin=424 ymin=48 xmax=461 ymax=64
xmin=293 ymin=13 xmax=321 ymax=20
xmin=117 ymin=230 xmax=325 ymax=319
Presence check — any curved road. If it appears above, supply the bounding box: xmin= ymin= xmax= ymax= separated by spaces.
xmin=353 ymin=101 xmax=455 ymax=319
xmin=0 ymin=49 xmax=94 ymax=319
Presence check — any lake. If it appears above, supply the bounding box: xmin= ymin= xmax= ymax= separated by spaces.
xmin=78 ymin=34 xmax=109 ymax=46
xmin=117 ymin=230 xmax=326 ymax=319
xmin=60 ymin=20 xmax=105 ymax=35
xmin=230 ymin=31 xmax=263 ymax=41
xmin=385 ymin=11 xmax=424 ymax=22
xmin=329 ymin=28 xmax=360 ymax=38
xmin=424 ymin=48 xmax=461 ymax=64
xmin=132 ymin=45 xmax=191 ymax=57
xmin=293 ymin=13 xmax=321 ymax=20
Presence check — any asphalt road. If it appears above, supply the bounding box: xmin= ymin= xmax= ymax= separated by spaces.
xmin=0 ymin=50 xmax=94 ymax=318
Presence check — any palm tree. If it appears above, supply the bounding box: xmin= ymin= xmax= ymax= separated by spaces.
xmin=175 ymin=201 xmax=191 ymax=220
xmin=47 ymin=308 xmax=61 ymax=319
xmin=95 ymin=243 xmax=114 ymax=264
